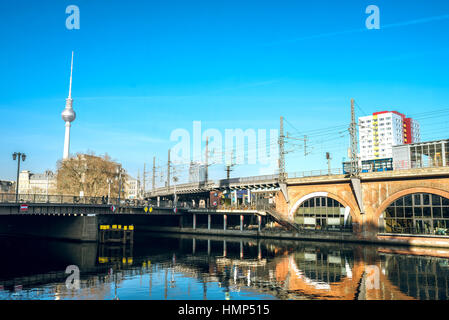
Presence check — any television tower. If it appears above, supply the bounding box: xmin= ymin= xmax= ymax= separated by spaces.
xmin=61 ymin=51 xmax=76 ymax=160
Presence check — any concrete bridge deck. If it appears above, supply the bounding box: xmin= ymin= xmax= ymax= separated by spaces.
xmin=0 ymin=167 xmax=448 ymax=247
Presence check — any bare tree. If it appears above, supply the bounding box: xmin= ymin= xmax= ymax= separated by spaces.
xmin=56 ymin=152 xmax=122 ymax=197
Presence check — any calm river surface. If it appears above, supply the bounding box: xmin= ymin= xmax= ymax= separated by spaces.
xmin=1 ymin=233 xmax=449 ymax=300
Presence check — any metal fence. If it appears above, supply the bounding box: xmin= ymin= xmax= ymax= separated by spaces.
xmin=287 ymin=168 xmax=345 ymax=179
xmin=0 ymin=193 xmax=147 ymax=207
xmin=0 ymin=193 xmax=277 ymax=213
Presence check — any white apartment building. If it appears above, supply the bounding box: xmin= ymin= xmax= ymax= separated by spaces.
xmin=124 ymin=175 xmax=140 ymax=199
xmin=359 ymin=111 xmax=420 ymax=161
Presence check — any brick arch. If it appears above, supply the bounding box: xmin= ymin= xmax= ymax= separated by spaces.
xmin=288 ymin=191 xmax=358 ymax=222
xmin=374 ymin=187 xmax=449 ymax=221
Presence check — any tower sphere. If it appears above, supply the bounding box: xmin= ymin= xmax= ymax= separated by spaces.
xmin=62 ymin=51 xmax=76 ymax=160
xmin=62 ymin=99 xmax=76 ymax=122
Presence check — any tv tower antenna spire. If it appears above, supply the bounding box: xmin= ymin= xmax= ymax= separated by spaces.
xmin=61 ymin=51 xmax=76 ymax=160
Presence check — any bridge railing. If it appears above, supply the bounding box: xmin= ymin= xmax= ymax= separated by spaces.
xmin=237 ymin=174 xmax=279 ymax=183
xmin=287 ymin=168 xmax=344 ymax=178
xmin=1 ymin=192 xmax=279 ymax=214
xmin=0 ymin=193 xmax=148 ymax=207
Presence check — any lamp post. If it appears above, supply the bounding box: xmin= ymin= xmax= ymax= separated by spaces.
xmin=45 ymin=170 xmax=53 ymax=202
xmin=12 ymin=152 xmax=26 ymax=202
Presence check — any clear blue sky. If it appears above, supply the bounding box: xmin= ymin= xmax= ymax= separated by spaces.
xmin=1 ymin=0 xmax=449 ymax=184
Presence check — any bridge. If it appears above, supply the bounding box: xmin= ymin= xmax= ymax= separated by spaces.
xmin=0 ymin=191 xmax=274 ymax=242
xmin=144 ymin=166 xmax=449 ymax=247
xmin=1 ymin=166 xmax=449 ymax=247
xmin=147 ymin=174 xmax=280 ymax=197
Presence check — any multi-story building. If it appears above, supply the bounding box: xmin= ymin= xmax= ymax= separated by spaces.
xmin=18 ymin=170 xmax=56 ymax=195
xmin=188 ymin=162 xmax=206 ymax=183
xmin=393 ymin=139 xmax=449 ymax=170
xmin=124 ymin=175 xmax=139 ymax=199
xmin=359 ymin=111 xmax=420 ymax=161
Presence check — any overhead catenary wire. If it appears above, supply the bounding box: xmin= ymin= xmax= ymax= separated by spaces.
xmin=150 ymin=104 xmax=449 ymax=186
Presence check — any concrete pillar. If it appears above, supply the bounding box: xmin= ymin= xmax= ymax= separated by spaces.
xmin=223 ymin=214 xmax=227 ymax=230
xmin=240 ymin=215 xmax=244 ymax=231
xmin=247 ymin=189 xmax=251 ymax=205
xmin=192 ymin=238 xmax=196 ymax=255
xmin=258 ymin=241 xmax=262 ymax=260
xmin=157 ymin=196 xmax=160 ymax=207
xmin=208 ymin=214 xmax=211 ymax=230
xmin=240 ymin=241 xmax=243 ymax=259
xmin=193 ymin=214 xmax=196 ymax=230
xmin=207 ymin=239 xmax=211 ymax=256
xmin=258 ymin=215 xmax=262 ymax=232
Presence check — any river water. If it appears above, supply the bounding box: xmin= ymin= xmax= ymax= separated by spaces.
xmin=1 ymin=233 xmax=449 ymax=300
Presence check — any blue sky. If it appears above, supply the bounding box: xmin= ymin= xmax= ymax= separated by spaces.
xmin=1 ymin=0 xmax=449 ymax=184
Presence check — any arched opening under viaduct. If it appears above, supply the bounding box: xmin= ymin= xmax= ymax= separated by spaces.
xmin=289 ymin=192 xmax=354 ymax=232
xmin=378 ymin=192 xmax=449 ymax=235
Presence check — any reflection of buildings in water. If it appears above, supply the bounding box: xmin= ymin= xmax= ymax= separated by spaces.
xmin=143 ymin=244 xmax=420 ymax=300
xmin=216 ymin=257 xmax=267 ymax=268
xmin=273 ymin=249 xmax=363 ymax=300
xmin=271 ymin=248 xmax=418 ymax=300
xmin=4 ymin=235 xmax=449 ymax=300
xmin=381 ymin=253 xmax=449 ymax=300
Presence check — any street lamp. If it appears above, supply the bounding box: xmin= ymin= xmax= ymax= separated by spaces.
xmin=12 ymin=152 xmax=26 ymax=202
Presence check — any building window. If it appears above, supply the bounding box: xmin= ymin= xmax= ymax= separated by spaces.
xmin=382 ymin=193 xmax=449 ymax=235
xmin=295 ymin=197 xmax=352 ymax=232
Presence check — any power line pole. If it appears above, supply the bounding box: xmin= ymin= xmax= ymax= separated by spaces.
xmin=225 ymin=150 xmax=235 ymax=180
xmin=142 ymin=163 xmax=146 ymax=197
xmin=326 ymin=152 xmax=332 ymax=175
xmin=172 ymin=166 xmax=178 ymax=207
xmin=205 ymin=136 xmax=209 ymax=183
xmin=279 ymin=116 xmax=286 ymax=183
xmin=152 ymin=156 xmax=156 ymax=193
xmin=167 ymin=149 xmax=171 ymax=190
xmin=349 ymin=98 xmax=360 ymax=177
xmin=278 ymin=116 xmax=290 ymax=204
xmin=303 ymin=135 xmax=308 ymax=156
xmin=348 ymin=98 xmax=365 ymax=216
xmin=137 ymin=168 xmax=141 ymax=198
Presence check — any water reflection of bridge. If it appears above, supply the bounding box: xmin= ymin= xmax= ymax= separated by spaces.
xmin=1 ymin=235 xmax=449 ymax=300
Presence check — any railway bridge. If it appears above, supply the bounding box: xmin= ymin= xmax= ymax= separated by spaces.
xmin=145 ymin=166 xmax=449 ymax=247
xmin=1 ymin=167 xmax=449 ymax=247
